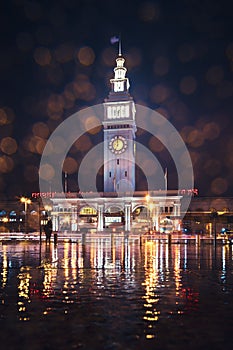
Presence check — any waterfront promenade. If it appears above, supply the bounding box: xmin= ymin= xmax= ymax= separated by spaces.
xmin=0 ymin=230 xmax=230 ymax=245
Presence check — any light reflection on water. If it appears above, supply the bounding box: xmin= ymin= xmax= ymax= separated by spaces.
xmin=1 ymin=235 xmax=233 ymax=349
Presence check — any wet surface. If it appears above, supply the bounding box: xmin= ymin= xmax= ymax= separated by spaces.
xmin=1 ymin=235 xmax=233 ymax=349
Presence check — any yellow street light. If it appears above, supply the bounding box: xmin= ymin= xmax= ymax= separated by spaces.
xmin=20 ymin=197 xmax=31 ymax=234
xmin=20 ymin=197 xmax=31 ymax=207
xmin=44 ymin=205 xmax=52 ymax=212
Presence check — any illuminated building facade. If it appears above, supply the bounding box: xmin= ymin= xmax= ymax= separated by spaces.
xmin=50 ymin=50 xmax=183 ymax=233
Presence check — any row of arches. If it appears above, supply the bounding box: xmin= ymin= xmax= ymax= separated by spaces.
xmin=51 ymin=200 xmax=180 ymax=233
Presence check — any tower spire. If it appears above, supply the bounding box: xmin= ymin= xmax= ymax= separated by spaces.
xmin=108 ymin=35 xmax=131 ymax=94
xmin=118 ymin=34 xmax=122 ymax=56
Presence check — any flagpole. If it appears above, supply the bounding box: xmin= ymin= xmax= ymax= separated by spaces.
xmin=164 ymin=168 xmax=167 ymax=192
xmin=119 ymin=33 xmax=122 ymax=56
xmin=64 ymin=171 xmax=68 ymax=193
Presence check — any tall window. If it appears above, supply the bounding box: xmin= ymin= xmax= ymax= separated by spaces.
xmin=125 ymin=171 xmax=127 ymax=177
xmin=117 ymin=159 xmax=119 ymax=165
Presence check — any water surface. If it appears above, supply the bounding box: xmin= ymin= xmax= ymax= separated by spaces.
xmin=1 ymin=235 xmax=233 ymax=349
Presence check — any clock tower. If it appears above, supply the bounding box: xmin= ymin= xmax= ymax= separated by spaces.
xmin=103 ymin=53 xmax=136 ymax=193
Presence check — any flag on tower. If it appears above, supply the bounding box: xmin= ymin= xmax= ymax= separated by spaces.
xmin=110 ymin=36 xmax=120 ymax=44
xmin=110 ymin=35 xmax=122 ymax=56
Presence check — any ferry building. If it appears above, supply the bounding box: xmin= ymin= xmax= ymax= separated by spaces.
xmin=50 ymin=50 xmax=183 ymax=233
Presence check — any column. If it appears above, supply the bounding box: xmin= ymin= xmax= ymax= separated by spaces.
xmin=71 ymin=206 xmax=77 ymax=232
xmin=124 ymin=204 xmax=131 ymax=232
xmin=97 ymin=204 xmax=104 ymax=231
xmin=173 ymin=202 xmax=181 ymax=231
xmin=52 ymin=215 xmax=58 ymax=231
xmin=177 ymin=203 xmax=181 ymax=216
xmin=57 ymin=215 xmax=60 ymax=232
xmin=77 ymin=205 xmax=80 ymax=232
xmin=174 ymin=203 xmax=178 ymax=216
xmin=150 ymin=203 xmax=155 ymax=231
xmin=153 ymin=204 xmax=160 ymax=232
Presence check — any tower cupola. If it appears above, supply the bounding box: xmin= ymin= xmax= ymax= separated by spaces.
xmin=110 ymin=55 xmax=130 ymax=93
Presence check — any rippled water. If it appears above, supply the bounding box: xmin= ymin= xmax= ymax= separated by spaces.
xmin=1 ymin=235 xmax=233 ymax=349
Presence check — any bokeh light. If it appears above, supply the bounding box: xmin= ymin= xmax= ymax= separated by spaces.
xmin=47 ymin=94 xmax=64 ymax=114
xmin=148 ymin=136 xmax=164 ymax=153
xmin=63 ymin=157 xmax=78 ymax=174
xmin=0 ymin=108 xmax=8 ymax=125
xmin=186 ymin=129 xmax=204 ymax=148
xmin=0 ymin=107 xmax=14 ymax=124
xmin=202 ymin=122 xmax=220 ymax=140
xmin=73 ymin=75 xmax=96 ymax=101
xmin=33 ymin=47 xmax=52 ymax=66
xmin=150 ymin=84 xmax=171 ymax=104
xmin=179 ymin=76 xmax=197 ymax=95
xmin=0 ymin=137 xmax=18 ymax=155
xmin=84 ymin=115 xmax=102 ymax=134
xmin=77 ymin=46 xmax=95 ymax=66
xmin=32 ymin=122 xmax=50 ymax=139
xmin=125 ymin=48 xmax=142 ymax=69
xmin=73 ymin=135 xmax=92 ymax=153
xmin=211 ymin=177 xmax=228 ymax=195
xmin=0 ymin=156 xmax=14 ymax=173
xmin=39 ymin=163 xmax=55 ymax=181
xmin=23 ymin=135 xmax=46 ymax=155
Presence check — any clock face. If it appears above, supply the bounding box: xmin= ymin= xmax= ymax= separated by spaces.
xmin=109 ymin=136 xmax=127 ymax=154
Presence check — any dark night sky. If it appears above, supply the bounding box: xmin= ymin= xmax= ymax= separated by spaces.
xmin=0 ymin=0 xmax=233 ymax=199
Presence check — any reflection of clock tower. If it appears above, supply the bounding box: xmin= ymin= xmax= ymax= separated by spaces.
xmin=103 ymin=53 xmax=136 ymax=192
